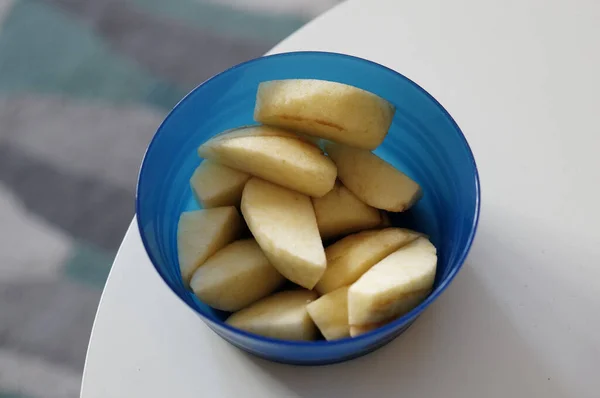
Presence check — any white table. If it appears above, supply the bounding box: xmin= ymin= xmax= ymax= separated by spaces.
xmin=81 ymin=0 xmax=600 ymax=397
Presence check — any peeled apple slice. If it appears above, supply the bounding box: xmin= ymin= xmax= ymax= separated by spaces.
xmin=197 ymin=125 xmax=336 ymax=197
xmin=241 ymin=178 xmax=326 ymax=289
xmin=189 ymin=239 xmax=284 ymax=312
xmin=306 ymin=286 xmax=350 ymax=341
xmin=315 ymin=228 xmax=422 ymax=295
xmin=312 ymin=181 xmax=381 ymax=240
xmin=190 ymin=160 xmax=250 ymax=208
xmin=326 ymin=142 xmax=422 ymax=212
xmin=177 ymin=207 xmax=243 ymax=284
xmin=348 ymin=237 xmax=437 ymax=330
xmin=349 ymin=322 xmax=388 ymax=337
xmin=226 ymin=290 xmax=319 ymax=341
xmin=254 ymin=79 xmax=395 ymax=150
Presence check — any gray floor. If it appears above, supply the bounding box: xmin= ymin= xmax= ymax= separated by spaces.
xmin=0 ymin=0 xmax=338 ymax=396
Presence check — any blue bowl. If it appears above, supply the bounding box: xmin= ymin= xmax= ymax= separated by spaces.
xmin=136 ymin=51 xmax=480 ymax=365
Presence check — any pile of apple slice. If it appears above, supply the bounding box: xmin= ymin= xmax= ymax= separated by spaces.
xmin=177 ymin=79 xmax=438 ymax=341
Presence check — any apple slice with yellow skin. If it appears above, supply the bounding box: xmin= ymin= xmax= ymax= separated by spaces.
xmin=241 ymin=178 xmax=326 ymax=289
xmin=190 ymin=160 xmax=250 ymax=208
xmin=306 ymin=286 xmax=350 ymax=341
xmin=198 ymin=125 xmax=336 ymax=197
xmin=326 ymin=142 xmax=422 ymax=211
xmin=254 ymin=79 xmax=395 ymax=150
xmin=226 ymin=290 xmax=319 ymax=341
xmin=315 ymin=228 xmax=422 ymax=295
xmin=348 ymin=237 xmax=437 ymax=330
xmin=312 ymin=181 xmax=381 ymax=240
xmin=189 ymin=239 xmax=284 ymax=312
xmin=177 ymin=207 xmax=243 ymax=284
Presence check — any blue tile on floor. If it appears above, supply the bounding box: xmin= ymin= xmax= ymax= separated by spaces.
xmin=0 ymin=0 xmax=183 ymax=108
xmin=63 ymin=242 xmax=115 ymax=288
xmin=0 ymin=391 xmax=34 ymax=398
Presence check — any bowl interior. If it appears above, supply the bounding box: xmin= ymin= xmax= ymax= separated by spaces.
xmin=137 ymin=51 xmax=479 ymax=337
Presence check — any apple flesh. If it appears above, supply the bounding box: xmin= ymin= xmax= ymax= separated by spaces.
xmin=226 ymin=290 xmax=319 ymax=341
xmin=312 ymin=181 xmax=381 ymax=240
xmin=241 ymin=177 xmax=326 ymax=289
xmin=198 ymin=125 xmax=336 ymax=197
xmin=177 ymin=207 xmax=243 ymax=284
xmin=326 ymin=142 xmax=422 ymax=212
xmin=190 ymin=239 xmax=284 ymax=312
xmin=348 ymin=237 xmax=437 ymax=330
xmin=349 ymin=322 xmax=388 ymax=337
xmin=315 ymin=228 xmax=422 ymax=295
xmin=254 ymin=79 xmax=395 ymax=150
xmin=306 ymin=286 xmax=350 ymax=341
xmin=190 ymin=160 xmax=250 ymax=208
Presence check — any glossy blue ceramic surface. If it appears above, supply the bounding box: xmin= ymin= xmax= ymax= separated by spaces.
xmin=136 ymin=51 xmax=480 ymax=365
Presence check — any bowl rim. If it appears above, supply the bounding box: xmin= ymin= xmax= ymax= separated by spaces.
xmin=136 ymin=50 xmax=481 ymax=347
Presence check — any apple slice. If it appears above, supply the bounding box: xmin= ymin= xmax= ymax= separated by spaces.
xmin=306 ymin=286 xmax=350 ymax=341
xmin=315 ymin=228 xmax=422 ymax=295
xmin=312 ymin=181 xmax=381 ymax=240
xmin=349 ymin=322 xmax=388 ymax=337
xmin=190 ymin=239 xmax=284 ymax=311
xmin=226 ymin=290 xmax=319 ymax=341
xmin=348 ymin=237 xmax=437 ymax=330
xmin=206 ymin=124 xmax=314 ymax=142
xmin=254 ymin=79 xmax=395 ymax=150
xmin=326 ymin=142 xmax=422 ymax=212
xmin=241 ymin=178 xmax=326 ymax=289
xmin=197 ymin=125 xmax=336 ymax=197
xmin=177 ymin=207 xmax=243 ymax=284
xmin=190 ymin=160 xmax=250 ymax=208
